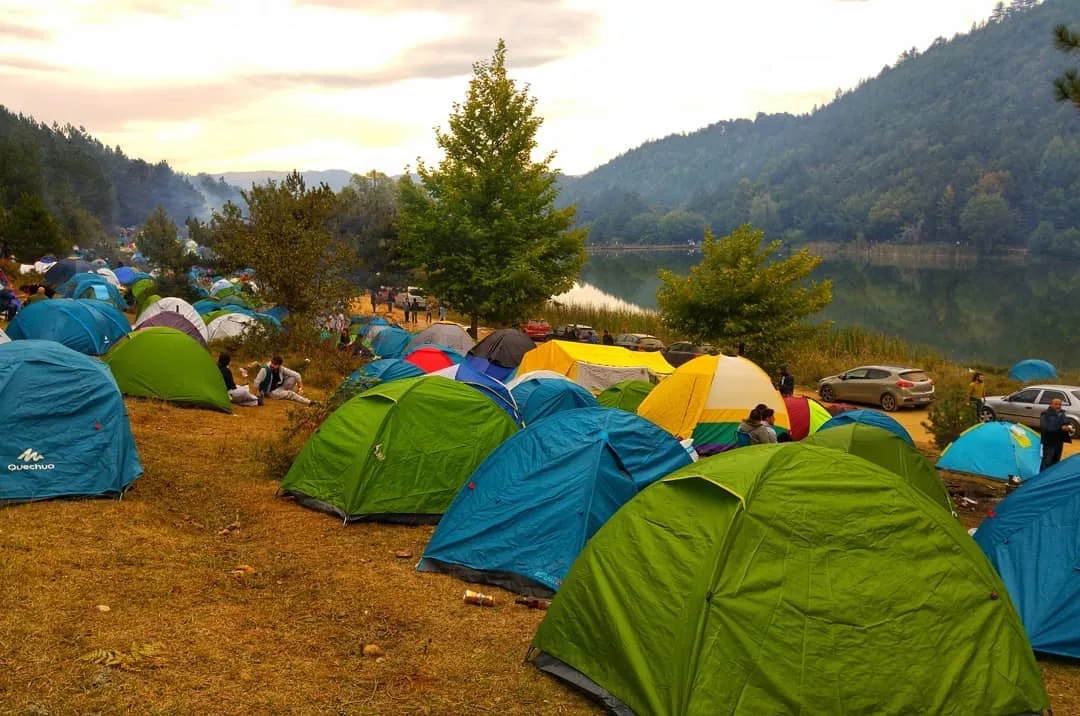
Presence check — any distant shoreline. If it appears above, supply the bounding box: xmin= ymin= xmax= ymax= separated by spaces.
xmin=586 ymin=241 xmax=1043 ymax=264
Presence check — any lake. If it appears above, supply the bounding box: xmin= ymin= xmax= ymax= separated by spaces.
xmin=555 ymin=249 xmax=1080 ymax=372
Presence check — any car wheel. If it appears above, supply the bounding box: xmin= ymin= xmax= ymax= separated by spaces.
xmin=819 ymin=385 xmax=835 ymax=402
xmin=978 ymin=406 xmax=996 ymax=423
xmin=1068 ymin=418 xmax=1080 ymax=435
xmin=880 ymin=393 xmax=898 ymax=412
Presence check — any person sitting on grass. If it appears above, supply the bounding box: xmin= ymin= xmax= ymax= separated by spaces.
xmin=255 ymin=355 xmax=317 ymax=406
xmin=218 ymin=353 xmax=261 ymax=407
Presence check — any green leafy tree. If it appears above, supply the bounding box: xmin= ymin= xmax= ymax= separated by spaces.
xmin=3 ymin=193 xmax=67 ymax=261
xmin=137 ymin=206 xmax=188 ymax=270
xmin=333 ymin=171 xmax=406 ymax=287
xmin=656 ymin=224 xmax=832 ymax=372
xmin=1054 ymin=23 xmax=1080 ymax=109
xmin=208 ymin=171 xmax=352 ymax=315
xmin=397 ymin=40 xmax=587 ymax=335
xmin=959 ymin=193 xmax=1015 ymax=251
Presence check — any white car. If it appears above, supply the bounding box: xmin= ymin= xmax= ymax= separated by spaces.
xmin=394 ymin=287 xmax=427 ymax=310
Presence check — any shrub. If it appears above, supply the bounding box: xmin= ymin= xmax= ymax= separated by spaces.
xmin=922 ymin=388 xmax=978 ymax=450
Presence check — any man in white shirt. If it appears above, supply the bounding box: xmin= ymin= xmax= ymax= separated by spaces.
xmin=255 ymin=356 xmax=314 ymax=405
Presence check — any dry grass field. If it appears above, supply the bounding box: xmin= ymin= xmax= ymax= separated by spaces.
xmin=2 ymin=343 xmax=1079 ymax=714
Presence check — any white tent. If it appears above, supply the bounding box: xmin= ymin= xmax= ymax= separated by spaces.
xmin=92 ymin=267 xmax=122 ymax=288
xmin=206 ymin=313 xmax=260 ymax=342
xmin=135 ymin=297 xmax=210 ymax=344
xmin=0 ymin=328 xmax=10 ymax=344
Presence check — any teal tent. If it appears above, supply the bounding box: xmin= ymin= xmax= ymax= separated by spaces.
xmin=531 ymin=444 xmax=1048 ymax=715
xmin=281 ymin=376 xmax=518 ymax=522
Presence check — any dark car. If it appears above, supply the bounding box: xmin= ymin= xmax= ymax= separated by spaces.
xmin=550 ymin=324 xmax=598 ymax=342
xmin=613 ymin=333 xmax=665 ymax=352
xmin=662 ymin=341 xmax=717 ymax=367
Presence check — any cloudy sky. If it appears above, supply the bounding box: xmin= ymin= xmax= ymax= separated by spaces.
xmin=0 ymin=0 xmax=1004 ymax=177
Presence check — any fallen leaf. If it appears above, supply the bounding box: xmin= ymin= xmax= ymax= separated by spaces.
xmin=95 ymin=605 xmax=111 ymax=613
xmin=231 ymin=564 xmax=257 ymax=577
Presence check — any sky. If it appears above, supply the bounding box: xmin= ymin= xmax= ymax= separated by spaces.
xmin=0 ymin=0 xmax=1006 ymax=177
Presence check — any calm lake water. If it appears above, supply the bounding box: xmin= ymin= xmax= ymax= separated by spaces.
xmin=556 ymin=250 xmax=1080 ymax=372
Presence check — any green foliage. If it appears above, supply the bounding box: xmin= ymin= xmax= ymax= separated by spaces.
xmin=397 ymin=40 xmax=587 ymax=336
xmin=1054 ymin=21 xmax=1080 ymax=109
xmin=787 ymin=325 xmax=945 ymax=386
xmin=207 ymin=171 xmax=354 ymax=316
xmin=922 ymin=388 xmax=978 ymax=450
xmin=3 ymin=193 xmax=68 ymax=261
xmin=137 ymin=206 xmax=187 ymax=270
xmin=656 ymin=225 xmax=832 ymax=373
xmin=333 ymin=171 xmax=406 ymax=287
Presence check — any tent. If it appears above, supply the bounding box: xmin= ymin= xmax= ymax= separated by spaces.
xmin=975 ymin=455 xmax=1080 ymax=658
xmin=5 ymin=299 xmax=131 ymax=355
xmin=280 ymin=376 xmax=519 ymax=522
xmin=370 ymin=326 xmax=413 ymax=359
xmin=636 ymin=354 xmax=789 ymax=454
xmin=419 ymin=408 xmax=694 ymax=596
xmin=596 ymin=380 xmax=654 ymax=412
xmin=0 ymin=340 xmax=143 ymax=502
xmin=803 ymin=423 xmax=954 ymax=514
xmin=343 ymin=359 xmax=425 ymax=392
xmin=135 ymin=297 xmax=210 ymax=345
xmin=57 ymin=273 xmax=126 ymax=310
xmin=43 ymin=258 xmax=92 ymax=287
xmin=467 ymin=329 xmax=535 ymax=371
xmin=783 ymin=394 xmax=832 ymax=440
xmin=511 ymin=374 xmax=598 ymax=424
xmin=530 ymin=444 xmax=1049 ymax=715
xmin=1008 ymin=359 xmax=1057 ymax=382
xmin=404 ymin=344 xmax=465 ymax=373
xmin=113 ymin=266 xmax=137 ymax=285
xmin=405 ymin=321 xmax=475 ymax=356
xmin=0 ymin=328 xmax=9 ymax=344
xmin=92 ymin=267 xmax=122 ymax=288
xmin=430 ymin=363 xmax=522 ymax=425
xmin=936 ymin=421 xmax=1041 ymax=481
xmin=102 ymin=327 xmax=231 ymax=412
xmin=206 ymin=312 xmax=261 ymax=342
xmin=192 ymin=299 xmax=221 ymax=315
xmin=818 ymin=408 xmax=914 ymax=446
xmin=516 ymin=340 xmax=674 ymax=392
xmin=136 ymin=310 xmax=208 ymax=348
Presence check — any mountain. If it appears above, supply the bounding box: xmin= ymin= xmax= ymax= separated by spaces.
xmin=561 ymin=0 xmax=1080 ymax=255
xmin=217 ymin=169 xmax=355 ymax=193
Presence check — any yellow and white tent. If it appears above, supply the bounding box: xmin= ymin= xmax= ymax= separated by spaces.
xmin=515 ymin=340 xmax=674 ymax=393
xmin=636 ymin=354 xmax=789 ymax=453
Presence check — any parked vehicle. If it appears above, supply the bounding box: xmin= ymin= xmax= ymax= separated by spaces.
xmin=613 ymin=333 xmax=665 ymax=352
xmin=550 ymin=324 xmax=598 ymax=342
xmin=980 ymin=385 xmax=1080 ymax=433
xmin=523 ymin=319 xmax=552 ymax=341
xmin=394 ymin=286 xmax=427 ymax=310
xmin=817 ymin=364 xmax=935 ymax=412
xmin=662 ymin=342 xmax=717 ymax=367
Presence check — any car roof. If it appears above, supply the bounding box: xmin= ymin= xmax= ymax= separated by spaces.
xmin=851 ymin=364 xmax=927 ymax=372
xmin=620 ymin=333 xmax=658 ymax=339
xmin=1015 ymin=384 xmax=1080 ymax=391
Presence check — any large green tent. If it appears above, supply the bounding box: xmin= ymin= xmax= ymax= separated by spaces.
xmin=802 ymin=422 xmax=955 ymax=515
xmin=102 ymin=327 xmax=231 ymax=412
xmin=530 ymin=444 xmax=1048 ymax=715
xmin=281 ymin=376 xmax=519 ymax=523
xmin=596 ymin=380 xmax=654 ymax=412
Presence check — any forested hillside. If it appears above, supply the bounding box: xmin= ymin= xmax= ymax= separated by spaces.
xmin=0 ymin=106 xmax=241 ymax=261
xmin=563 ymin=0 xmax=1080 ymax=254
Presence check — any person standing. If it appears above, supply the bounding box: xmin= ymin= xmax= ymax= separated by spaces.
xmin=968 ymin=372 xmax=985 ymax=421
xmin=410 ymin=299 xmax=420 ymax=325
xmin=438 ymin=303 xmax=447 ymax=321
xmin=256 ymin=356 xmax=315 ymax=406
xmin=370 ymin=288 xmax=378 ymax=313
xmin=403 ymin=299 xmax=411 ymax=324
xmin=602 ymin=330 xmax=615 ymax=345
xmin=777 ymin=365 xmax=795 ymax=398
xmin=1039 ymin=397 xmax=1074 ymax=471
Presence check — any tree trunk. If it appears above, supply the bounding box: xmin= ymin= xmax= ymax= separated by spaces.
xmin=469 ymin=313 xmax=479 ymax=339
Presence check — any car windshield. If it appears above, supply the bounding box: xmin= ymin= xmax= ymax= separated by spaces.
xmin=409 ymin=288 xmax=425 ymax=297
xmin=1073 ymin=390 xmax=1080 ymax=403
xmin=900 ymin=371 xmax=930 ymax=382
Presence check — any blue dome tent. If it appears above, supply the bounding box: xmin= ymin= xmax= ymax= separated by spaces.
xmin=974 ymin=455 xmax=1080 ymax=658
xmin=1008 ymin=359 xmax=1058 ymax=382
xmin=343 ymin=359 xmax=425 ymax=391
xmin=0 ymin=340 xmax=143 ymax=502
xmin=936 ymin=422 xmax=1041 ymax=481
xmin=818 ymin=408 xmax=914 ymax=446
xmin=509 ymin=374 xmax=598 ymax=424
xmin=418 ymin=408 xmax=693 ymax=596
xmin=6 ymin=299 xmax=131 ymax=355
xmin=432 ymin=363 xmax=522 ymax=425
xmin=58 ymin=273 xmax=126 ymax=310
xmin=370 ymin=326 xmax=413 ymax=359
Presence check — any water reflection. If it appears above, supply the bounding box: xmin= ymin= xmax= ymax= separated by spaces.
xmin=570 ymin=250 xmax=1080 ymax=371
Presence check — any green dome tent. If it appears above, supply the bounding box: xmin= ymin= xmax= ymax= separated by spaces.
xmin=102 ymin=327 xmax=231 ymax=412
xmin=597 ymin=380 xmax=654 ymax=412
xmin=281 ymin=375 xmax=519 ymax=523
xmin=530 ymin=444 xmax=1048 ymax=716
xmin=802 ymin=422 xmax=955 ymax=515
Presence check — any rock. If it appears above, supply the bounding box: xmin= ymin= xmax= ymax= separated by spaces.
xmin=394 ymin=550 xmax=413 ymax=559
xmin=362 ymin=644 xmax=384 ymax=658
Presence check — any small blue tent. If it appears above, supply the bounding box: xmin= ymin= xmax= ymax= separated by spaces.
xmin=344 ymin=359 xmax=425 ymax=391
xmin=371 ymin=326 xmax=413 ymax=358
xmin=818 ymin=408 xmax=914 ymax=446
xmin=6 ymin=299 xmax=131 ymax=355
xmin=58 ymin=273 xmax=126 ymax=310
xmin=113 ymin=266 xmax=137 ymax=285
xmin=43 ymin=258 xmax=92 ymax=287
xmin=936 ymin=422 xmax=1041 ymax=481
xmin=192 ymin=299 xmax=221 ymax=315
xmin=0 ymin=340 xmax=143 ymax=502
xmin=1008 ymin=359 xmax=1058 ymax=382
xmin=264 ymin=305 xmax=289 ymax=323
xmin=418 ymin=408 xmax=694 ymax=596
xmin=974 ymin=455 xmax=1080 ymax=658
xmin=465 ymin=355 xmax=515 ymax=382
xmin=432 ymin=362 xmax=522 ymax=426
xmin=510 ymin=375 xmax=598 ymax=424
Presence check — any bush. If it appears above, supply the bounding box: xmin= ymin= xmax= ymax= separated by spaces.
xmin=922 ymin=388 xmax=978 ymax=450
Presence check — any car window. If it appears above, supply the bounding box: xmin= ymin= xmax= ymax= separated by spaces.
xmin=1038 ymin=390 xmax=1068 ymax=405
xmin=900 ymin=371 xmax=930 ymax=382
xmin=669 ymin=342 xmax=689 ymax=351
xmin=1012 ymin=389 xmax=1041 ymax=403
xmin=1073 ymin=390 xmax=1080 ymax=403
xmin=616 ymin=334 xmax=633 ymax=342
xmin=844 ymin=368 xmax=869 ymax=379
xmin=865 ymin=369 xmax=891 ymax=379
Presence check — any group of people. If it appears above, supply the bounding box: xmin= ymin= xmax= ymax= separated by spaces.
xmin=217 ymin=353 xmax=317 ymax=408
xmin=737 ymin=403 xmax=791 ymax=445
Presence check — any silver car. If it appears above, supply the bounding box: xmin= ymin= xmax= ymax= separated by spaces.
xmin=818 ymin=364 xmax=935 ymax=412
xmin=980 ymin=385 xmax=1080 ymax=433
